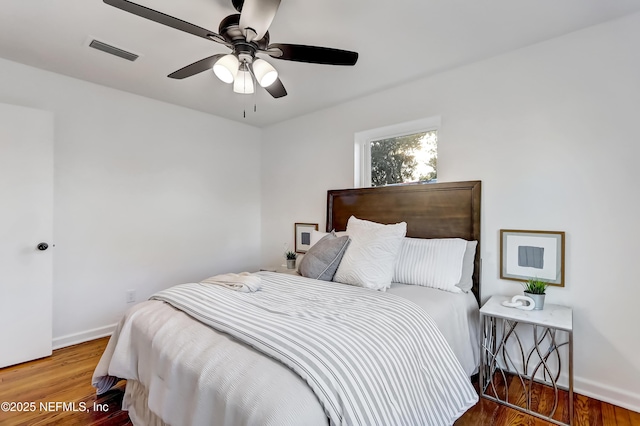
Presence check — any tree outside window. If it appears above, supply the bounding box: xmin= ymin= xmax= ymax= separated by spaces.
xmin=370 ymin=130 xmax=437 ymax=187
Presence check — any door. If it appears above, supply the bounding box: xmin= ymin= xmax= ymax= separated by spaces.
xmin=0 ymin=103 xmax=53 ymax=368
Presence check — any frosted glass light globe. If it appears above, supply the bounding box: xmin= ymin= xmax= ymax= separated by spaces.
xmin=213 ymin=54 xmax=239 ymax=84
xmin=252 ymin=58 xmax=278 ymax=87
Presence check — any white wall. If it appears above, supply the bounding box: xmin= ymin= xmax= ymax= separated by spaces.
xmin=261 ymin=13 xmax=640 ymax=411
xmin=0 ymin=57 xmax=262 ymax=346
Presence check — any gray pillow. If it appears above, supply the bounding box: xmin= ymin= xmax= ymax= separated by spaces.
xmin=298 ymin=233 xmax=351 ymax=281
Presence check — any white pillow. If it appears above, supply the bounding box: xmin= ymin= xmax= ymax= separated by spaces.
xmin=310 ymin=229 xmax=347 ymax=247
xmin=393 ymin=238 xmax=468 ymax=293
xmin=456 ymin=241 xmax=477 ymax=293
xmin=333 ymin=216 xmax=407 ymax=290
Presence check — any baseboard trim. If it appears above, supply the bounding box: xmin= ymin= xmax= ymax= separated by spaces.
xmin=52 ymin=323 xmax=117 ymax=350
xmin=575 ymin=376 xmax=640 ymax=413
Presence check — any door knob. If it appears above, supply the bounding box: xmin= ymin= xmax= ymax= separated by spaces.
xmin=37 ymin=242 xmax=49 ymax=251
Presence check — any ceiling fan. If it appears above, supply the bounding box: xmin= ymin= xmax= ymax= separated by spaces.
xmin=103 ymin=0 xmax=359 ymax=98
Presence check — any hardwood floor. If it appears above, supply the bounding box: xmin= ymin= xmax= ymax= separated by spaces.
xmin=0 ymin=338 xmax=130 ymax=426
xmin=0 ymin=338 xmax=638 ymax=425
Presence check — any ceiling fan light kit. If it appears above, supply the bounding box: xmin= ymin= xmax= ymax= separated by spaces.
xmin=212 ymin=54 xmax=277 ymax=92
xmin=103 ymin=0 xmax=359 ymax=99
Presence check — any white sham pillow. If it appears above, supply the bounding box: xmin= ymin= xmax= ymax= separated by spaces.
xmin=333 ymin=216 xmax=407 ymax=290
xmin=393 ymin=238 xmax=468 ymax=293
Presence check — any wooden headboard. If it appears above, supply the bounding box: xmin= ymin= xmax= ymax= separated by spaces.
xmin=327 ymin=181 xmax=481 ymax=302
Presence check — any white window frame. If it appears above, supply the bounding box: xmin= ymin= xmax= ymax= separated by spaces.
xmin=354 ymin=116 xmax=441 ymax=188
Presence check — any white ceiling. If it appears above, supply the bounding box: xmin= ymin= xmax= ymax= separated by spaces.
xmin=1 ymin=0 xmax=640 ymax=127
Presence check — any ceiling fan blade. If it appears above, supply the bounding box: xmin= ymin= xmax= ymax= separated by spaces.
xmin=168 ymin=54 xmax=226 ymax=79
xmin=264 ymin=77 xmax=287 ymax=98
xmin=238 ymin=0 xmax=281 ymax=41
xmin=266 ymin=43 xmax=358 ymax=66
xmin=103 ymin=0 xmax=227 ymax=45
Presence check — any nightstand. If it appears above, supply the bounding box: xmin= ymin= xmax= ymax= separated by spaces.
xmin=259 ymin=266 xmax=300 ymax=275
xmin=480 ymin=295 xmax=573 ymax=426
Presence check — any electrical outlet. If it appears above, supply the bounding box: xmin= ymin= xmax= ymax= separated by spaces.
xmin=126 ymin=289 xmax=136 ymax=304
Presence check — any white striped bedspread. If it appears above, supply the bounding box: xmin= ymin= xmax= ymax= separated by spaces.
xmin=151 ymin=272 xmax=478 ymax=426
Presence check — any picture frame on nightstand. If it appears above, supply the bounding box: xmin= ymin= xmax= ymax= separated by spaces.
xmin=294 ymin=223 xmax=318 ymax=254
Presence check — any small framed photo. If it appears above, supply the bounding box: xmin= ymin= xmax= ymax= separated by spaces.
xmin=500 ymin=230 xmax=565 ymax=287
xmin=294 ymin=223 xmax=318 ymax=254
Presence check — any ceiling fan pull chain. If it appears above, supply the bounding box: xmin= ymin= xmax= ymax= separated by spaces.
xmin=243 ymin=82 xmax=250 ymax=118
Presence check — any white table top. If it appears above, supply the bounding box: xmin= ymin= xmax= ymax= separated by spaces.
xmin=481 ymin=295 xmax=573 ymax=331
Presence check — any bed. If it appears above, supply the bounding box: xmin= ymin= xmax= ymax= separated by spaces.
xmin=93 ymin=180 xmax=482 ymax=426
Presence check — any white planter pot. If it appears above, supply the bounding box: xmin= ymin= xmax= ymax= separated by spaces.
xmin=524 ymin=292 xmax=545 ymax=310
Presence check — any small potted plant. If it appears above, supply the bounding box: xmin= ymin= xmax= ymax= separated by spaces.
xmin=285 ymin=251 xmax=297 ymax=269
xmin=522 ymin=278 xmax=549 ymax=310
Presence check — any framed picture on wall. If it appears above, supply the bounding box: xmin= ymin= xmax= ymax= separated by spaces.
xmin=295 ymin=223 xmax=318 ymax=253
xmin=500 ymin=229 xmax=565 ymax=287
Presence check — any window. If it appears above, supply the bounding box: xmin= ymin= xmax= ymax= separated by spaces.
xmin=355 ymin=117 xmax=439 ymax=188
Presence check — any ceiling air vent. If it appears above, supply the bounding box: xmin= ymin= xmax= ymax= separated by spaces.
xmin=89 ymin=39 xmax=138 ymax=62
